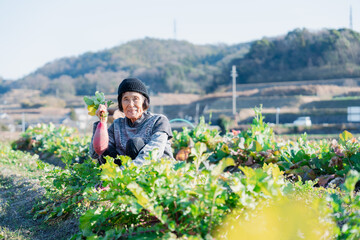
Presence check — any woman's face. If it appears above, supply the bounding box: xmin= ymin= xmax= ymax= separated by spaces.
xmin=121 ymin=91 xmax=145 ymax=123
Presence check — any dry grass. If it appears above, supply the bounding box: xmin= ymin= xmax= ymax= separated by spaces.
xmin=150 ymin=93 xmax=201 ymax=106
xmin=2 ymin=83 xmax=360 ymax=127
xmin=253 ymin=84 xmax=360 ymax=98
xmin=0 ymin=132 xmax=20 ymax=143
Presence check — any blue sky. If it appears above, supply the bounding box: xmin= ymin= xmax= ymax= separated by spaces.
xmin=0 ymin=0 xmax=358 ymax=80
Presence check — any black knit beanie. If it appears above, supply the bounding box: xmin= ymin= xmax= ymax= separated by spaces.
xmin=118 ymin=78 xmax=150 ymax=102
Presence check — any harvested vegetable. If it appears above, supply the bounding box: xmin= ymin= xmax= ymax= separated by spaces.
xmin=93 ymin=121 xmax=109 ymax=155
xmin=83 ymin=91 xmax=113 ymax=155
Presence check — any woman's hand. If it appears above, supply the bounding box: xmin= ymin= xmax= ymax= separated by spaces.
xmin=96 ymin=103 xmax=108 ymax=123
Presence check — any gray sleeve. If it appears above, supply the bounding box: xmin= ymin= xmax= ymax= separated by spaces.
xmin=132 ymin=131 xmax=168 ymax=166
xmin=89 ymin=121 xmax=117 ymax=159
xmin=152 ymin=115 xmax=173 ymax=139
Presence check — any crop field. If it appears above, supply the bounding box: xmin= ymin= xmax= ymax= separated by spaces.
xmin=1 ymin=107 xmax=360 ymax=239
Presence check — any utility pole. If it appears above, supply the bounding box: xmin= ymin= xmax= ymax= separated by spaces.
xmin=195 ymin=103 xmax=199 ymax=125
xmin=231 ymin=65 xmax=238 ymax=117
xmin=22 ymin=112 xmax=26 ymax=132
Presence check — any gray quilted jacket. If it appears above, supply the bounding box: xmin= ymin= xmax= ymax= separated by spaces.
xmin=89 ymin=111 xmax=173 ymax=166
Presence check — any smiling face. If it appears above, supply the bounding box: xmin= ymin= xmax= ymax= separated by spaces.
xmin=121 ymin=91 xmax=145 ymax=123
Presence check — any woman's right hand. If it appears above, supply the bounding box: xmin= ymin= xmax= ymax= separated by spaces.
xmin=96 ymin=104 xmax=108 ymax=123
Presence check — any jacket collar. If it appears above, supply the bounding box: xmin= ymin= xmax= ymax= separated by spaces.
xmin=125 ymin=111 xmax=152 ymax=127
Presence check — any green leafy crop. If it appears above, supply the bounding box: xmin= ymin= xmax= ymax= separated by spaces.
xmin=5 ymin=106 xmax=360 ymax=240
xmin=83 ymin=91 xmax=113 ymax=116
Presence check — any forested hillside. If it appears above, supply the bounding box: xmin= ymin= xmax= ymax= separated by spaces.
xmin=0 ymin=77 xmax=10 ymax=94
xmin=4 ymin=28 xmax=360 ymax=96
xmin=10 ymin=38 xmax=249 ymax=96
xmin=213 ymin=28 xmax=360 ymax=87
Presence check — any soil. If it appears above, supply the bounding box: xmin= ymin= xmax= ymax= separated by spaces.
xmin=0 ymin=157 xmax=79 ymax=240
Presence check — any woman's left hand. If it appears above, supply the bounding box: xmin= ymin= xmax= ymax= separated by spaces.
xmin=96 ymin=104 xmax=108 ymax=123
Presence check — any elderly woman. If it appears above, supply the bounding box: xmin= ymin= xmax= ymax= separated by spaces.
xmin=89 ymin=78 xmax=173 ymax=166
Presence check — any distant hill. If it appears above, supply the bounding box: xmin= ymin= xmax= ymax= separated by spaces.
xmin=5 ymin=28 xmax=360 ymax=96
xmin=10 ymin=38 xmax=250 ymax=96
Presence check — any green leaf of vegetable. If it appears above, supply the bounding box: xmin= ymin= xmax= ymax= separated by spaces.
xmin=344 ymin=170 xmax=360 ymax=193
xmin=339 ymin=130 xmax=353 ymax=143
xmin=83 ymin=96 xmax=94 ymax=106
xmin=107 ymin=100 xmax=113 ymax=107
xmin=127 ymin=182 xmax=150 ymax=208
xmin=100 ymin=159 xmax=120 ymax=181
xmin=255 ymin=140 xmax=263 ymax=152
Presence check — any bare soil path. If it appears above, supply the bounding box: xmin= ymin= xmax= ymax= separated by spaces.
xmin=0 ymin=147 xmax=78 ymax=240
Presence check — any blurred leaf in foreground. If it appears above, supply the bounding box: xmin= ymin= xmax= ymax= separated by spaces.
xmin=216 ymin=198 xmax=335 ymax=240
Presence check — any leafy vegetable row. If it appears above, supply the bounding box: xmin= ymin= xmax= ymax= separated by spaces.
xmin=173 ymin=107 xmax=360 ymax=187
xmin=7 ymin=107 xmax=360 ymax=239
